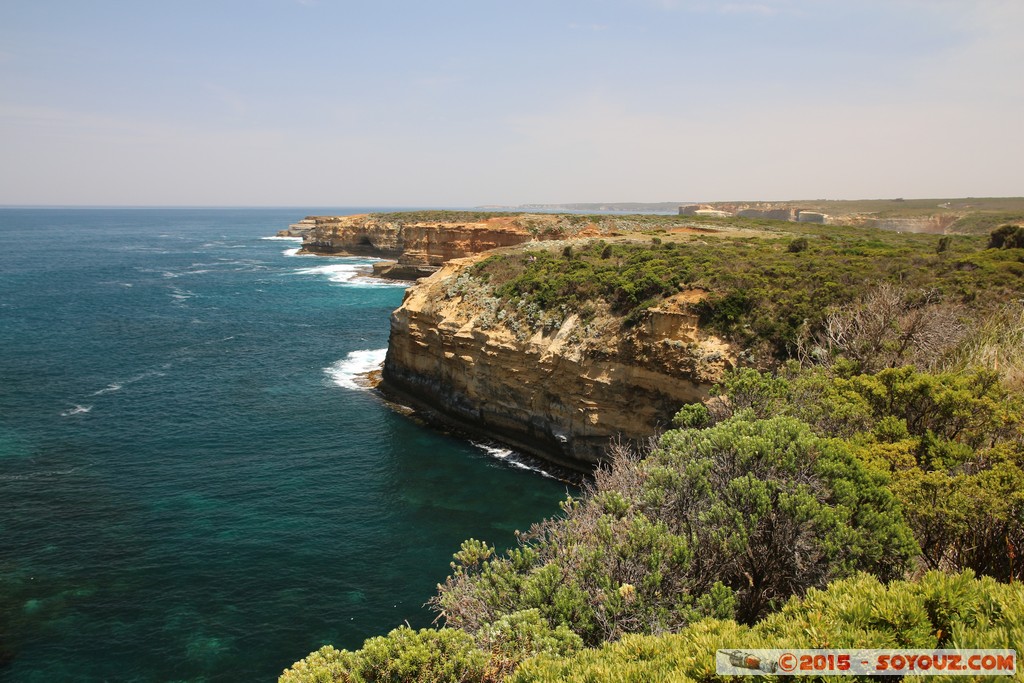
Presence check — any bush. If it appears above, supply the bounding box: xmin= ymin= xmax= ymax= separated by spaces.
xmin=988 ymin=224 xmax=1024 ymax=249
xmin=671 ymin=403 xmax=710 ymax=429
xmin=433 ymin=415 xmax=916 ymax=644
xmin=811 ymin=284 xmax=964 ymax=373
xmin=787 ymin=236 xmax=809 ymax=252
xmin=510 ymin=571 xmax=1024 ymax=682
xmin=278 ymin=612 xmax=582 ymax=683
xmin=710 ymin=365 xmax=1024 ymax=582
xmin=470 ymin=227 xmax=1023 ymax=361
xmin=280 ymin=627 xmax=488 ymax=683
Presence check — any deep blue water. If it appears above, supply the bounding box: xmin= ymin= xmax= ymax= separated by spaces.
xmin=0 ymin=209 xmax=568 ymax=682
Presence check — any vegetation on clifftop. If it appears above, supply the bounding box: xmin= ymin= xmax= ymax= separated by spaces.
xmin=282 ymin=570 xmax=1024 ymax=683
xmin=469 ymin=225 xmax=1024 ymax=360
xmin=281 ymin=219 xmax=1024 ymax=682
xmin=283 ymin=359 xmax=1024 ymax=681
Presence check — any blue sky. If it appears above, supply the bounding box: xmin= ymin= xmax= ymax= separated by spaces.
xmin=1 ymin=1 xmax=1021 ymax=206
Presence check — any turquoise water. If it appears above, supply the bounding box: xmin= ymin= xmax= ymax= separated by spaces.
xmin=0 ymin=209 xmax=569 ymax=682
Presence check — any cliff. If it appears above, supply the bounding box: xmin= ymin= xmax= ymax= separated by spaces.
xmin=296 ymin=213 xmax=538 ymax=277
xmin=379 ymin=251 xmax=734 ymax=471
xmin=676 ymin=197 xmax=1024 ymax=234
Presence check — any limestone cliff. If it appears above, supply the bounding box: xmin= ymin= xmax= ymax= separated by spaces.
xmin=297 ymin=214 xmax=537 ymax=277
xmin=379 ymin=253 xmax=735 ymax=471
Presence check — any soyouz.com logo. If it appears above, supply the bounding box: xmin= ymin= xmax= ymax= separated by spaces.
xmin=716 ymin=649 xmax=1017 ymax=676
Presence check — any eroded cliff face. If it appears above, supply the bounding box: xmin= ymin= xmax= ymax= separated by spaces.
xmin=297 ymin=214 xmax=535 ymax=275
xmin=847 ymin=215 xmax=962 ymax=234
xmin=379 ymin=255 xmax=735 ymax=471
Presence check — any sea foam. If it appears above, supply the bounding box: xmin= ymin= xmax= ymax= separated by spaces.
xmin=61 ymin=405 xmax=92 ymax=417
xmin=294 ymin=262 xmax=407 ymax=288
xmin=472 ymin=441 xmax=557 ymax=479
xmin=325 ymin=349 xmax=387 ymax=390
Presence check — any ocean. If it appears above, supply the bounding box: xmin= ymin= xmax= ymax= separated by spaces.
xmin=0 ymin=208 xmax=569 ymax=682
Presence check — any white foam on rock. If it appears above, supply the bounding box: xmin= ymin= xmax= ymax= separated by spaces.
xmin=293 ymin=262 xmax=406 ymax=288
xmin=471 ymin=441 xmax=557 ymax=479
xmin=325 ymin=349 xmax=387 ymax=390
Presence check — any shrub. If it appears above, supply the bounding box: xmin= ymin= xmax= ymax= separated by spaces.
xmin=469 ymin=227 xmax=1023 ymax=362
xmin=475 ymin=609 xmax=583 ymax=680
xmin=812 ymin=284 xmax=964 ymax=373
xmin=433 ymin=415 xmax=916 ymax=644
xmin=280 ymin=627 xmax=488 ymax=683
xmin=510 ymin=571 xmax=1024 ymax=682
xmin=710 ymin=365 xmax=1024 ymax=582
xmin=988 ymin=224 xmax=1024 ymax=249
xmin=671 ymin=403 xmax=710 ymax=429
xmin=787 ymin=236 xmax=809 ymax=252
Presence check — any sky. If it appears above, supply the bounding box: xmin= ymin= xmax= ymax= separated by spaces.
xmin=0 ymin=0 xmax=1021 ymax=206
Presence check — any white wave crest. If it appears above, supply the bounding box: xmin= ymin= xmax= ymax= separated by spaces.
xmin=471 ymin=441 xmax=557 ymax=479
xmin=61 ymin=405 xmax=92 ymax=417
xmin=89 ymin=369 xmax=165 ymax=397
xmin=294 ymin=262 xmax=406 ymax=288
xmin=283 ymin=247 xmax=302 ymax=257
xmin=261 ymin=236 xmax=303 ymax=241
xmin=169 ymin=287 xmax=197 ymax=302
xmin=325 ymin=349 xmax=387 ymax=390
xmin=0 ymin=465 xmax=88 ymax=481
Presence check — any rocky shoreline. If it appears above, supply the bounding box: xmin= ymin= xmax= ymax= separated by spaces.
xmin=377 ymin=257 xmax=732 ymax=471
xmin=286 ymin=212 xmax=735 ymax=471
xmin=279 ymin=213 xmax=537 ymax=281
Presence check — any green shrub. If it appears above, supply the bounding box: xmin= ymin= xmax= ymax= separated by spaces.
xmin=280 ymin=627 xmax=488 ymax=683
xmin=433 ymin=414 xmax=916 ymax=644
xmin=510 ymin=571 xmax=1024 ymax=682
xmin=671 ymin=403 xmax=710 ymax=429
xmin=279 ymin=645 xmax=358 ymax=683
xmin=988 ymin=224 xmax=1024 ymax=249
xmin=469 ymin=227 xmax=1021 ymax=360
xmin=475 ymin=609 xmax=583 ymax=680
xmin=710 ymin=365 xmax=1024 ymax=582
xmin=787 ymin=236 xmax=809 ymax=252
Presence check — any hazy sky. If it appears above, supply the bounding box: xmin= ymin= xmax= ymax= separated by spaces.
xmin=1 ymin=1 xmax=1021 ymax=206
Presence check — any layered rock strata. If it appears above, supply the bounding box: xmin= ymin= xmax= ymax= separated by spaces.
xmin=379 ymin=256 xmax=735 ymax=471
xmin=295 ymin=214 xmax=535 ymax=278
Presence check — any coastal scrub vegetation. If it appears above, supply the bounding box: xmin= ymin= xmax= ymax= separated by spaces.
xmin=988 ymin=224 xmax=1024 ymax=249
xmin=510 ymin=571 xmax=1024 ymax=683
xmin=283 ymin=360 xmax=1024 ymax=681
xmin=434 ymin=414 xmax=917 ymax=642
xmin=372 ymin=210 xmax=526 ymax=225
xmin=285 ymin=338 xmax=1024 ymax=681
xmin=282 ymin=570 xmax=1024 ymax=683
xmin=468 ymin=226 xmax=1024 ymax=359
xmin=282 ymin=217 xmax=1024 ymax=682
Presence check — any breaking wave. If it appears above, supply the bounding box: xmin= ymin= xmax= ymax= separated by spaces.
xmin=325 ymin=349 xmax=387 ymax=390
